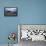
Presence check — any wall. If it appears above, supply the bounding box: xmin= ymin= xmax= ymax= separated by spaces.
xmin=0 ymin=0 xmax=46 ymax=44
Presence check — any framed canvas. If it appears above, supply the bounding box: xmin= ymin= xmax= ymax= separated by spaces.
xmin=4 ymin=7 xmax=18 ymax=16
xmin=18 ymin=24 xmax=46 ymax=41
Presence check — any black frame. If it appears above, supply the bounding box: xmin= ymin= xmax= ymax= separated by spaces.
xmin=4 ymin=7 xmax=18 ymax=16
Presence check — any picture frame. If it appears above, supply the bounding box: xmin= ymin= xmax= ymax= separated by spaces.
xmin=18 ymin=24 xmax=46 ymax=41
xmin=4 ymin=7 xmax=18 ymax=16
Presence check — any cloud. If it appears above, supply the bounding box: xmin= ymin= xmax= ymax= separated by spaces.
xmin=5 ymin=8 xmax=17 ymax=11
